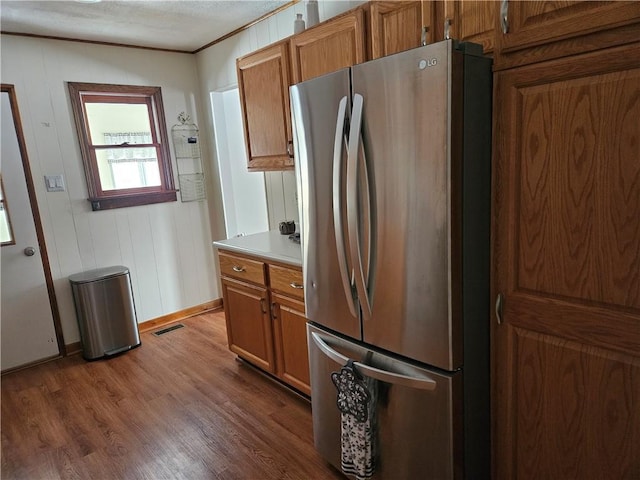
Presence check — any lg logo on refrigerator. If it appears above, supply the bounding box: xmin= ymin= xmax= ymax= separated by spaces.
xmin=418 ymin=58 xmax=438 ymax=70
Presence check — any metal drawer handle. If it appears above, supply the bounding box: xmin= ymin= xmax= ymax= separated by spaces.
xmin=311 ymin=332 xmax=437 ymax=391
xmin=290 ymin=282 xmax=304 ymax=289
xmin=232 ymin=266 xmax=245 ymax=272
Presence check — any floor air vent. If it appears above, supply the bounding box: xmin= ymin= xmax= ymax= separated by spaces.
xmin=152 ymin=324 xmax=185 ymax=336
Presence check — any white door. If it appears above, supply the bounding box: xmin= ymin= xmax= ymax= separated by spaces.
xmin=1 ymin=88 xmax=60 ymax=372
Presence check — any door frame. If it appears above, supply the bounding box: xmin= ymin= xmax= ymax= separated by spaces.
xmin=1 ymin=83 xmax=66 ymax=364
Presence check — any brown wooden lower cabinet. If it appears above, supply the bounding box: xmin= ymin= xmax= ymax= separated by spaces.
xmin=221 ymin=277 xmax=275 ymax=373
xmin=218 ymin=249 xmax=311 ymax=395
xmin=272 ymin=293 xmax=311 ymax=396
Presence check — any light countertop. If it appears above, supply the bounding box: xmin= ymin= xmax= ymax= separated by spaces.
xmin=213 ymin=230 xmax=301 ymax=267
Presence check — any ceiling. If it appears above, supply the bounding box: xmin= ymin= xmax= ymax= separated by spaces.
xmin=0 ymin=0 xmax=294 ymax=53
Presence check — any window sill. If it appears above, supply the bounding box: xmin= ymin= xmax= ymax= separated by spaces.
xmin=89 ymin=190 xmax=177 ymax=211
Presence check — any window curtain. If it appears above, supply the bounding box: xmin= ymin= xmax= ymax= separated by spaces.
xmin=103 ymin=132 xmax=156 ymax=163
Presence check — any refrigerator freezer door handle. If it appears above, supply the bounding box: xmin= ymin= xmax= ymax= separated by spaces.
xmin=347 ymin=93 xmax=372 ymax=321
xmin=333 ymin=96 xmax=358 ymax=318
xmin=311 ymin=332 xmax=437 ymax=391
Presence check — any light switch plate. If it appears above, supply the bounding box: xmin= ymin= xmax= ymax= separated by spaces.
xmin=44 ymin=174 xmax=65 ymax=192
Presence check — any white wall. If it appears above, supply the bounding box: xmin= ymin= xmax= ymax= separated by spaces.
xmin=0 ymin=35 xmax=223 ymax=345
xmin=211 ymin=88 xmax=270 ymax=238
xmin=196 ymin=0 xmax=366 ymax=232
xmin=0 ymin=1 xmax=366 ymax=347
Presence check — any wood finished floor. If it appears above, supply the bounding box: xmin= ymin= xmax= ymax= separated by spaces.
xmin=1 ymin=311 xmax=345 ymax=480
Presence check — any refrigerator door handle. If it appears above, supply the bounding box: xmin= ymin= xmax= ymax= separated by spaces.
xmin=358 ymin=124 xmax=372 ymax=291
xmin=311 ymin=332 xmax=437 ymax=391
xmin=333 ymin=96 xmax=357 ymax=318
xmin=347 ymin=93 xmax=372 ymax=321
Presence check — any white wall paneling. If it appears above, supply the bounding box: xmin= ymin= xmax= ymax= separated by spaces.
xmin=0 ymin=0 xmax=367 ymax=347
xmin=282 ymin=170 xmax=299 ymax=223
xmin=211 ymin=88 xmax=269 ymax=238
xmin=265 ymin=172 xmax=287 ymax=228
xmin=0 ymin=35 xmax=219 ymax=345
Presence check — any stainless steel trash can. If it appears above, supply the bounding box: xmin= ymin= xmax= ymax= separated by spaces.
xmin=69 ymin=265 xmax=141 ymax=360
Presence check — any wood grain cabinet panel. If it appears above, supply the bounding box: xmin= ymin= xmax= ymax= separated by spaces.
xmin=237 ymin=40 xmax=294 ymax=171
xmin=290 ymin=9 xmax=366 ymax=84
xmin=369 ymin=1 xmax=424 ymax=59
xmin=269 ymin=263 xmax=304 ymax=300
xmin=443 ymin=0 xmax=496 ymax=54
xmin=218 ymin=251 xmax=266 ymax=285
xmin=511 ymin=329 xmax=640 ymax=479
xmin=221 ymin=278 xmax=274 ymax=373
xmin=496 ymin=0 xmax=640 ymax=68
xmin=272 ymin=293 xmax=311 ymax=395
xmin=492 ymin=42 xmax=640 ymax=479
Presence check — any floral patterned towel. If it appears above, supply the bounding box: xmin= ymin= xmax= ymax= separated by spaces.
xmin=331 ymin=360 xmax=377 ymax=479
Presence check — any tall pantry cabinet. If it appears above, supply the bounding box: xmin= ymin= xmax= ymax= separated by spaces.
xmin=491 ymin=2 xmax=640 ymax=479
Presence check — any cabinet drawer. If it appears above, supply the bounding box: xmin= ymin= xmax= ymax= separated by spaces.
xmin=219 ymin=251 xmax=266 ymax=285
xmin=269 ymin=264 xmax=304 ymax=300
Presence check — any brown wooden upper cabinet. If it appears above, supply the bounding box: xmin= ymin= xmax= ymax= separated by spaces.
xmin=236 ymin=40 xmax=294 ymax=171
xmin=367 ymin=0 xmax=496 ymax=58
xmin=442 ymin=0 xmax=497 ymax=54
xmin=290 ymin=8 xmax=366 ymax=84
xmin=369 ymin=1 xmax=426 ymax=59
xmin=235 ymin=3 xmax=448 ymax=172
xmin=495 ymin=0 xmax=640 ymax=68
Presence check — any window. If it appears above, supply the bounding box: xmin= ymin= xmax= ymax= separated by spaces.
xmin=0 ymin=176 xmax=15 ymax=246
xmin=68 ymin=82 xmax=176 ymax=210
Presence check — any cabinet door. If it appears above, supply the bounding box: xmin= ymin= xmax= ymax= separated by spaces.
xmin=237 ymin=40 xmax=294 ymax=171
xmin=492 ymin=43 xmax=640 ymax=479
xmin=290 ymin=9 xmax=366 ymax=84
xmin=369 ymin=1 xmax=424 ymax=60
xmin=221 ymin=277 xmax=275 ymax=373
xmin=443 ymin=0 xmax=496 ymax=54
xmin=272 ymin=293 xmax=311 ymax=396
xmin=496 ymin=0 xmax=640 ymax=68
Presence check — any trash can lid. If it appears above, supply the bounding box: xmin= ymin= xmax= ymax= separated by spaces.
xmin=69 ymin=265 xmax=129 ymax=284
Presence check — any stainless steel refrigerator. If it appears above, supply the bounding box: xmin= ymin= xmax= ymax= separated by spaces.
xmin=290 ymin=40 xmax=492 ymax=479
